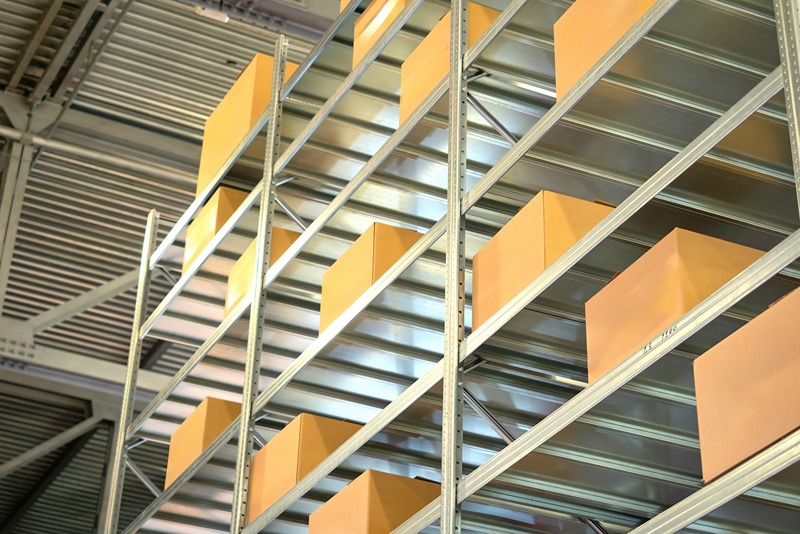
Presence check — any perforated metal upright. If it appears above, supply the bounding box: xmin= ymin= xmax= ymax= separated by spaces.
xmin=229 ymin=35 xmax=289 ymax=534
xmin=101 ymin=209 xmax=159 ymax=534
xmin=776 ymin=0 xmax=800 ymax=213
xmin=441 ymin=0 xmax=468 ymax=531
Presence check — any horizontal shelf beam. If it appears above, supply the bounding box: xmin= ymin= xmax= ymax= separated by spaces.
xmin=629 ymin=429 xmax=800 ymax=533
xmin=273 ymin=0 xmax=426 ymax=176
xmin=392 ymin=66 xmax=784 ymax=533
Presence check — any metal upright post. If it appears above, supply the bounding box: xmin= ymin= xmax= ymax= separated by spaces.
xmin=441 ymin=0 xmax=468 ymax=531
xmin=101 ymin=209 xmax=159 ymax=533
xmin=229 ymin=35 xmax=289 ymax=534
xmin=774 ymin=0 xmax=800 ymax=213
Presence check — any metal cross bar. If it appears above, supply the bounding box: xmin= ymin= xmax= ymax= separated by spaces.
xmin=0 ymin=425 xmax=98 ymax=533
xmin=140 ymin=185 xmax=260 ymax=338
xmin=462 ymin=388 xmax=516 ymax=444
xmin=125 ymin=457 xmax=162 ymax=498
xmin=26 ymin=268 xmax=161 ymax=334
xmin=462 ymin=388 xmax=608 ymax=534
xmin=628 ymin=429 xmax=800 ymax=532
xmin=466 ymin=91 xmax=519 ymax=145
xmin=7 ymin=0 xmax=64 ymax=89
xmin=29 ymin=0 xmax=102 ymax=103
xmin=148 ymin=0 xmax=417 ymax=269
xmin=0 ymin=415 xmax=102 ymax=479
xmin=0 ymin=142 xmax=33 ymax=310
xmin=281 ymin=0 xmax=362 ymax=100
xmin=140 ymin=339 xmax=172 ymax=370
xmin=273 ymin=0 xmax=425 ymax=176
xmin=275 ymin=194 xmax=308 ymax=231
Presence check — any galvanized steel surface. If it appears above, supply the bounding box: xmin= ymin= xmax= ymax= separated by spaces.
xmin=0 ymin=0 xmax=799 ymax=532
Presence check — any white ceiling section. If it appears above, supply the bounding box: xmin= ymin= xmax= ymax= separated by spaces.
xmin=0 ymin=0 xmax=799 ymax=533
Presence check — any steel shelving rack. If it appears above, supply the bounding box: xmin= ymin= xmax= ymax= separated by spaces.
xmin=103 ymin=0 xmax=800 ymax=532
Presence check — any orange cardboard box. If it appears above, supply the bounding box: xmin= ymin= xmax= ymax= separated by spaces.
xmin=472 ymin=191 xmax=613 ymax=331
xmin=319 ymin=222 xmax=421 ymax=333
xmin=399 ymin=2 xmax=500 ymax=124
xmin=196 ymin=54 xmax=298 ymax=195
xmin=247 ymin=413 xmax=362 ymax=525
xmin=224 ymin=228 xmax=301 ymax=316
xmin=694 ymin=288 xmax=800 ymax=482
xmin=165 ymin=397 xmax=240 ymax=488
xmin=182 ymin=186 xmax=249 ymax=274
xmin=308 ymin=470 xmax=440 ymax=533
xmin=352 ymin=0 xmax=410 ymax=68
xmin=553 ymin=0 xmax=658 ymax=100
xmin=585 ymin=228 xmax=764 ymax=383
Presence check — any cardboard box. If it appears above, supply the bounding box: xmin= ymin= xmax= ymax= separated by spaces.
xmin=352 ymin=0 xmax=409 ymax=68
xmin=399 ymin=2 xmax=500 ymax=124
xmin=585 ymin=228 xmax=764 ymax=383
xmin=182 ymin=187 xmax=249 ymax=274
xmin=694 ymin=288 xmax=800 ymax=482
xmin=247 ymin=413 xmax=362 ymax=525
xmin=472 ymin=191 xmax=613 ymax=331
xmin=165 ymin=397 xmax=240 ymax=488
xmin=196 ymin=54 xmax=298 ymax=195
xmin=320 ymin=222 xmax=421 ymax=333
xmin=224 ymin=228 xmax=301 ymax=316
xmin=553 ymin=0 xmax=658 ymax=100
xmin=308 ymin=470 xmax=440 ymax=533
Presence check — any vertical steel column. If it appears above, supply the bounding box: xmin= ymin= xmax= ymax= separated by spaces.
xmin=775 ymin=0 xmax=800 ymax=213
xmin=101 ymin=209 xmax=159 ymax=533
xmin=441 ymin=0 xmax=468 ymax=531
xmin=229 ymin=35 xmax=288 ymax=534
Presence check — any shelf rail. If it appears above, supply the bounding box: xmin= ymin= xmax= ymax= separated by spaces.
xmin=109 ymin=0 xmax=800 ymax=531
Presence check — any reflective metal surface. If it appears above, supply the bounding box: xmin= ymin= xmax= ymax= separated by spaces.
xmin=1 ymin=0 xmax=799 ymax=532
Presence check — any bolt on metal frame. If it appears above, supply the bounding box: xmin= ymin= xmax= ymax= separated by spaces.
xmin=106 ymin=0 xmax=800 ymax=532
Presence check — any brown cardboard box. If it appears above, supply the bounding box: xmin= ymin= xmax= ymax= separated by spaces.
xmin=585 ymin=228 xmax=764 ymax=383
xmin=352 ymin=0 xmax=410 ymax=68
xmin=472 ymin=190 xmax=613 ymax=331
xmin=340 ymin=0 xmax=349 ymax=11
xmin=319 ymin=222 xmax=421 ymax=333
xmin=399 ymin=2 xmax=500 ymax=124
xmin=694 ymin=288 xmax=800 ymax=482
xmin=247 ymin=413 xmax=362 ymax=525
xmin=223 ymin=228 xmax=301 ymax=316
xmin=308 ymin=470 xmax=440 ymax=533
xmin=165 ymin=397 xmax=240 ymax=488
xmin=196 ymin=54 xmax=298 ymax=195
xmin=182 ymin=187 xmax=250 ymax=274
xmin=553 ymin=0 xmax=658 ymax=100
